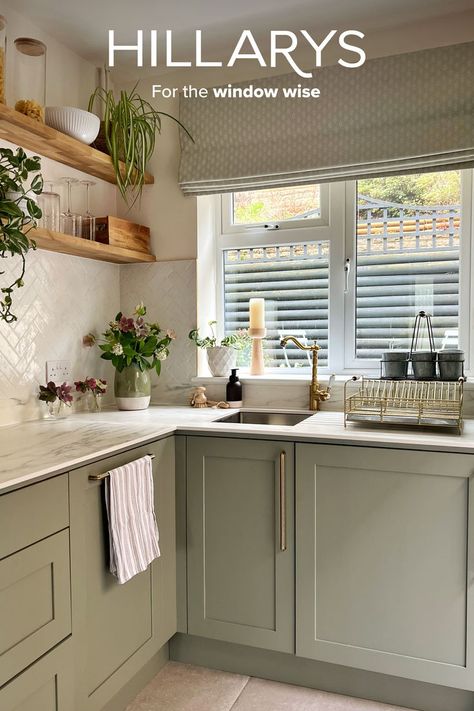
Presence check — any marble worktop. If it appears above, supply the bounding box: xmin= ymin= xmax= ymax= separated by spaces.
xmin=1 ymin=405 xmax=474 ymax=493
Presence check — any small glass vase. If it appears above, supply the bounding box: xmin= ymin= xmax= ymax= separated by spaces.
xmin=87 ymin=392 xmax=103 ymax=413
xmin=45 ymin=400 xmax=71 ymax=419
xmin=114 ymin=364 xmax=151 ymax=411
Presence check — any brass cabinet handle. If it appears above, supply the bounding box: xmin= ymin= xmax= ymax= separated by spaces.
xmin=279 ymin=451 xmax=287 ymax=552
xmin=88 ymin=453 xmax=155 ymax=481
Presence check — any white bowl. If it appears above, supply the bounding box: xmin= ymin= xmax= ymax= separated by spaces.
xmin=45 ymin=106 xmax=100 ymax=145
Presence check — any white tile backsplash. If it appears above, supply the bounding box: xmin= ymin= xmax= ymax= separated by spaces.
xmin=120 ymin=260 xmax=197 ymax=405
xmin=0 ymin=249 xmax=119 ymax=427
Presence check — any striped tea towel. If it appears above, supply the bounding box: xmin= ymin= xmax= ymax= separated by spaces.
xmin=105 ymin=455 xmax=161 ymax=584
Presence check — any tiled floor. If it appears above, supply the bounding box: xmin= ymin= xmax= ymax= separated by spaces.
xmin=125 ymin=662 xmax=414 ymax=711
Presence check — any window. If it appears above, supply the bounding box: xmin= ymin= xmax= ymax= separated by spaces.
xmin=353 ymin=172 xmax=462 ymax=360
xmin=209 ymin=170 xmax=472 ymax=375
xmin=231 ymin=184 xmax=321 ymax=226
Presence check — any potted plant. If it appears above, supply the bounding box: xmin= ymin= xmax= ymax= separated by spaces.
xmin=189 ymin=321 xmax=251 ymax=377
xmin=38 ymin=381 xmax=73 ymax=418
xmin=88 ymin=84 xmax=192 ymax=205
xmin=74 ymin=377 xmax=108 ymax=412
xmin=0 ymin=147 xmax=43 ymax=323
xmin=85 ymin=303 xmax=176 ymax=411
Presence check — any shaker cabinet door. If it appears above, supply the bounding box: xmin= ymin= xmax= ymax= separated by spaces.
xmin=296 ymin=443 xmax=474 ymax=690
xmin=70 ymin=437 xmax=176 ymax=711
xmin=187 ymin=436 xmax=294 ymax=653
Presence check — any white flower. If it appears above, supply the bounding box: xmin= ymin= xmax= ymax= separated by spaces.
xmin=112 ymin=344 xmax=123 ymax=355
xmin=156 ymin=349 xmax=168 ymax=361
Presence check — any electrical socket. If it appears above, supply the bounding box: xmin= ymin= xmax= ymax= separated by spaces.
xmin=46 ymin=360 xmax=72 ymax=384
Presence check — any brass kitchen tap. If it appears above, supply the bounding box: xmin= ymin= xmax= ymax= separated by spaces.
xmin=280 ymin=335 xmax=332 ymax=411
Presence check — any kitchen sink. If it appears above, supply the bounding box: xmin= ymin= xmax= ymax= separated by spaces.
xmin=215 ymin=409 xmax=314 ymax=426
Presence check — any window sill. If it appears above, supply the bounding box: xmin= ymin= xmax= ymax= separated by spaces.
xmin=193 ymin=374 xmax=474 ymax=387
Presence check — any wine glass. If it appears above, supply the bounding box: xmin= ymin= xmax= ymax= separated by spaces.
xmin=80 ymin=180 xmax=96 ymax=240
xmin=38 ymin=180 xmax=60 ymax=231
xmin=60 ymin=177 xmax=82 ymax=237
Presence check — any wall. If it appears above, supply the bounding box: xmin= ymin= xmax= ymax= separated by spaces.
xmin=0 ymin=5 xmax=120 ymax=427
xmin=0 ymin=1 xmax=96 ymax=110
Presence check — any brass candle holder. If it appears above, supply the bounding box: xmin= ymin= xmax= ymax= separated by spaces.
xmin=249 ymin=327 xmax=266 ymax=375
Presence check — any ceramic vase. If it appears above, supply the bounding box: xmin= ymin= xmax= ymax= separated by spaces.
xmin=206 ymin=346 xmax=236 ymax=377
xmin=114 ymin=365 xmax=151 ymax=410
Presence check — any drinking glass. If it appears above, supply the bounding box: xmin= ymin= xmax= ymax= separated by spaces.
xmin=38 ymin=181 xmax=60 ymax=231
xmin=60 ymin=177 xmax=82 ymax=237
xmin=80 ymin=180 xmax=96 ymax=240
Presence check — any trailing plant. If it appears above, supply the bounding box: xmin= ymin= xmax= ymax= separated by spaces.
xmin=189 ymin=321 xmax=251 ymax=350
xmin=85 ymin=302 xmax=176 ymax=375
xmin=0 ymin=148 xmax=43 ymax=322
xmin=88 ymin=84 xmax=193 ymax=206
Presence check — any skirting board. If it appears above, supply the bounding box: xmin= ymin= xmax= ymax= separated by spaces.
xmin=102 ymin=643 xmax=169 ymax=711
xmin=170 ymin=634 xmax=474 ymax=711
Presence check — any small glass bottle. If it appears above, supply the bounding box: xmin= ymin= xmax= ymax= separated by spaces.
xmin=13 ymin=37 xmax=46 ymax=121
xmin=0 ymin=16 xmax=6 ymax=104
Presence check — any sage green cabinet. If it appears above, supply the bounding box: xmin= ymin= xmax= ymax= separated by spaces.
xmin=187 ymin=436 xmax=294 ymax=653
xmin=0 ymin=530 xmax=71 ymax=687
xmin=0 ymin=639 xmax=73 ymax=711
xmin=69 ymin=437 xmax=176 ymax=711
xmin=296 ymin=443 xmax=474 ymax=690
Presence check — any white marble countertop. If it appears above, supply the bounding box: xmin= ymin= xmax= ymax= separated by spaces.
xmin=1 ymin=405 xmax=474 ymax=493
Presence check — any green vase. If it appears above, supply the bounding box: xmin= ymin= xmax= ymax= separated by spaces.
xmin=114 ymin=365 xmax=151 ymax=411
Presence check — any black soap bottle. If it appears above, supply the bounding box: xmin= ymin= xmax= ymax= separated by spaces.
xmin=226 ymin=369 xmax=243 ymax=408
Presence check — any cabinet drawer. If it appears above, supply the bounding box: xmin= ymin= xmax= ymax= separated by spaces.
xmin=0 ymin=638 xmax=73 ymax=711
xmin=0 ymin=475 xmax=69 ymax=559
xmin=0 ymin=529 xmax=71 ymax=686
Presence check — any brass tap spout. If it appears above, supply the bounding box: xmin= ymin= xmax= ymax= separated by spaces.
xmin=280 ymin=335 xmax=332 ymax=411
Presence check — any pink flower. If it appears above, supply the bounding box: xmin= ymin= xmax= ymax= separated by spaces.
xmin=56 ymin=382 xmax=73 ymax=404
xmin=166 ymin=328 xmax=177 ymax=340
xmin=119 ymin=316 xmax=135 ymax=333
xmin=83 ymin=333 xmax=96 ymax=347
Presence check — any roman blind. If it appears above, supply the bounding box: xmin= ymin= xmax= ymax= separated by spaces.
xmin=179 ymin=42 xmax=474 ymax=196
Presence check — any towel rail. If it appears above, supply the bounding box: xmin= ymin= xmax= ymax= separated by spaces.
xmin=88 ymin=454 xmax=156 ymax=481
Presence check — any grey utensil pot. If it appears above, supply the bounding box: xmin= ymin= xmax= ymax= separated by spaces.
xmin=438 ymin=350 xmax=464 ymax=381
xmin=381 ymin=351 xmax=409 ymax=379
xmin=411 ymin=351 xmax=437 ymax=379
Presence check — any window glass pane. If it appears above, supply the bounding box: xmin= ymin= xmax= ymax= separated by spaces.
xmin=224 ymin=242 xmax=329 ymax=369
xmin=232 ymin=184 xmax=320 ymax=225
xmin=355 ymin=171 xmax=461 ymax=359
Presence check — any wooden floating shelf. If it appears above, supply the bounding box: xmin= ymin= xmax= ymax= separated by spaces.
xmin=0 ymin=104 xmax=154 ymax=186
xmin=31 ymin=228 xmax=157 ymax=264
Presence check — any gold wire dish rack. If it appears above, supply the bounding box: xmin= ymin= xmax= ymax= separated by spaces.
xmin=344 ymin=377 xmax=465 ymax=433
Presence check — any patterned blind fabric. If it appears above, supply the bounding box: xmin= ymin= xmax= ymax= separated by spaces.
xmin=179 ymin=42 xmax=474 ymax=195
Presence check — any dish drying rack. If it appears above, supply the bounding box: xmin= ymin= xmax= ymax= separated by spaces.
xmin=344 ymin=377 xmax=464 ymax=433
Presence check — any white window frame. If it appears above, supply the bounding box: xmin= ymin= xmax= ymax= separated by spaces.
xmin=199 ymin=169 xmax=473 ymax=377
xmin=221 ymin=183 xmax=330 ymax=234
xmin=343 ymin=170 xmax=473 ymax=374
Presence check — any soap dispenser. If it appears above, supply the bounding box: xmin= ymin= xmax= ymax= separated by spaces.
xmin=226 ymin=369 xmax=243 ymax=408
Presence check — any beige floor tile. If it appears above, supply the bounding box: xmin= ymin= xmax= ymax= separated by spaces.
xmin=229 ymin=677 xmax=414 ymax=711
xmin=125 ymin=661 xmax=249 ymax=711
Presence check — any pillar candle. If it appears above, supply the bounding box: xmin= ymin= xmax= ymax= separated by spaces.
xmin=249 ymin=298 xmax=265 ymax=330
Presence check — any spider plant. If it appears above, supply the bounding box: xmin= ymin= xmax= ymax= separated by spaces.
xmin=88 ymin=84 xmax=192 ymax=206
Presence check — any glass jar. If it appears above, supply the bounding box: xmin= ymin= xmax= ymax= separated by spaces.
xmin=13 ymin=37 xmax=46 ymax=120
xmin=0 ymin=16 xmax=6 ymax=104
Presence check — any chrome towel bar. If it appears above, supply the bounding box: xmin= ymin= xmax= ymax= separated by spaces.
xmin=88 ymin=454 xmax=155 ymax=481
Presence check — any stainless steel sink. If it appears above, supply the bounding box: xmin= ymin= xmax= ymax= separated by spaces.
xmin=215 ymin=410 xmax=314 ymax=426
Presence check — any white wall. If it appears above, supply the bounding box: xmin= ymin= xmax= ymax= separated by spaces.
xmin=0 ymin=1 xmax=96 ymax=109
xmin=0 ymin=4 xmax=121 ymax=426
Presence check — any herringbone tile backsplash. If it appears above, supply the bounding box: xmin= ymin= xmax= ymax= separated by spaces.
xmin=0 ymin=253 xmax=198 ymax=426
xmin=120 ymin=260 xmax=197 ymax=405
